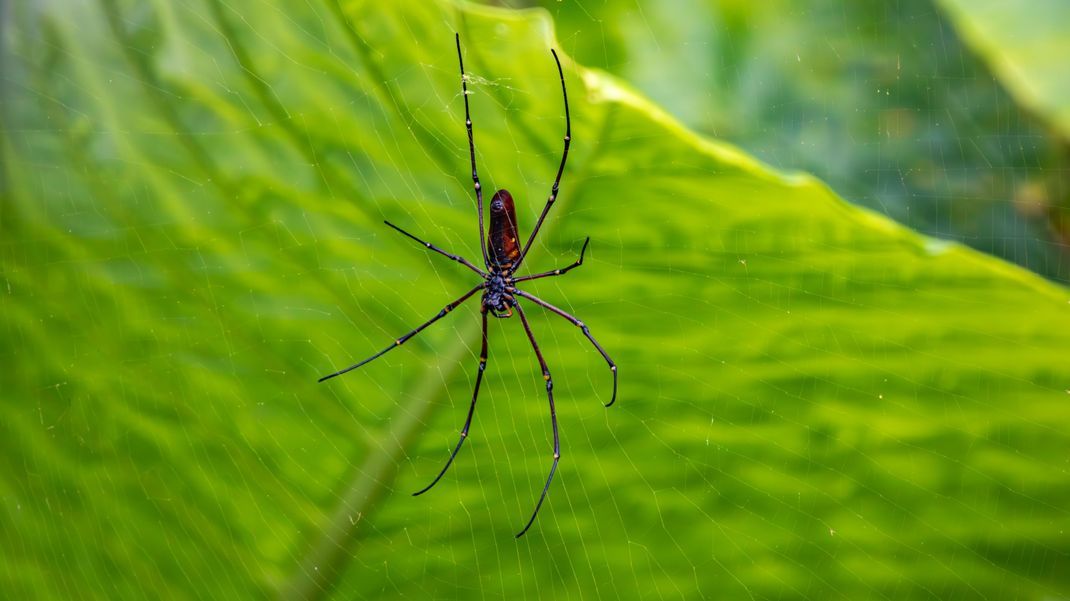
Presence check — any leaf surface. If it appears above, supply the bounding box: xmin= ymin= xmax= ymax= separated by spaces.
xmin=2 ymin=1 xmax=1068 ymax=599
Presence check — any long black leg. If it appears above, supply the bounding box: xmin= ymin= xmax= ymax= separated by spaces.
xmin=508 ymin=288 xmax=617 ymax=407
xmin=384 ymin=220 xmax=488 ymax=277
xmin=513 ymin=237 xmax=589 ymax=283
xmin=514 ymin=302 xmax=559 ymax=538
xmin=318 ymin=284 xmax=484 ymax=383
xmin=455 ymin=34 xmax=491 ymax=270
xmin=513 ymin=48 xmax=570 ymax=273
xmin=412 ymin=308 xmax=490 ymax=496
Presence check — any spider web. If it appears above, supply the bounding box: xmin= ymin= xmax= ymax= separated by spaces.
xmin=2 ymin=0 xmax=1068 ymax=600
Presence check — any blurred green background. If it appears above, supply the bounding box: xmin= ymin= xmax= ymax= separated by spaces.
xmin=485 ymin=0 xmax=1070 ymax=283
xmin=2 ymin=0 xmax=1068 ymax=599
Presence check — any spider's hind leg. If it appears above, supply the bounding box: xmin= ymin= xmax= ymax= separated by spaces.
xmin=513 ymin=302 xmax=559 ymax=538
xmin=509 ymin=288 xmax=617 ymax=408
xmin=413 ymin=308 xmax=490 ymax=496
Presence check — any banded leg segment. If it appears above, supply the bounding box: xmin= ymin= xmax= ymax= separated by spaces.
xmin=513 ymin=48 xmax=571 ymax=273
xmin=455 ymin=34 xmax=490 ymax=270
xmin=509 ymin=288 xmax=617 ymax=407
xmin=513 ymin=237 xmax=590 ymax=283
xmin=384 ymin=220 xmax=487 ymax=277
xmin=513 ymin=302 xmax=560 ymax=538
xmin=318 ymin=284 xmax=484 ymax=383
xmin=413 ymin=309 xmax=490 ymax=496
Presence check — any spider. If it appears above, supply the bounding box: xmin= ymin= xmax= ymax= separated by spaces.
xmin=320 ymin=34 xmax=617 ymax=538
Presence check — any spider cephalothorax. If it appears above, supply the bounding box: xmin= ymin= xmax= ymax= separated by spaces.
xmin=320 ymin=34 xmax=616 ymax=538
xmin=483 ymin=271 xmax=515 ymax=318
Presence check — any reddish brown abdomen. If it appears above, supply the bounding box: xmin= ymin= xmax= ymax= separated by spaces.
xmin=488 ymin=189 xmax=520 ymax=271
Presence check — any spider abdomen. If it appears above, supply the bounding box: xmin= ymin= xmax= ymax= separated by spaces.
xmin=488 ymin=189 xmax=520 ymax=271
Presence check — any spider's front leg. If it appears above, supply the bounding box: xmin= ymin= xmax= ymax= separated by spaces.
xmin=383 ymin=220 xmax=487 ymax=277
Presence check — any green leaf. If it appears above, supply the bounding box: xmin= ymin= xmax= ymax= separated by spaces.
xmin=937 ymin=0 xmax=1070 ymax=140
xmin=2 ymin=1 xmax=1069 ymax=600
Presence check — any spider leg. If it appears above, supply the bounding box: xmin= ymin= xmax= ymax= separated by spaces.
xmin=512 ymin=237 xmax=589 ymax=283
xmin=384 ymin=220 xmax=488 ymax=277
xmin=512 ymin=48 xmax=570 ymax=274
xmin=318 ymin=284 xmax=484 ymax=383
xmin=508 ymin=288 xmax=617 ymax=407
xmin=513 ymin=301 xmax=559 ymax=538
xmin=455 ymin=34 xmax=491 ymax=270
xmin=413 ymin=308 xmax=489 ymax=496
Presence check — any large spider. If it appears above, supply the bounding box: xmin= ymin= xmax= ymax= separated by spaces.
xmin=320 ymin=34 xmax=617 ymax=538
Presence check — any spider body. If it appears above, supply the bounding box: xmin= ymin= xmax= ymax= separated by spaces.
xmin=320 ymin=35 xmax=617 ymax=538
xmin=485 ymin=189 xmax=519 ymax=317
xmin=483 ymin=271 xmax=515 ymax=318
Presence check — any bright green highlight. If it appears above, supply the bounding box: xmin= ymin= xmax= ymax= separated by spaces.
xmin=939 ymin=0 xmax=1070 ymax=139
